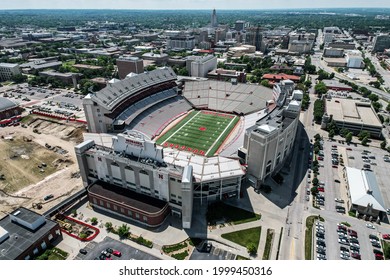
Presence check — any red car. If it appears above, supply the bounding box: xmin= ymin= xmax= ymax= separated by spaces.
xmin=318 ymin=187 xmax=325 ymax=192
xmin=318 ymin=156 xmax=323 ymax=161
xmin=332 ymin=145 xmax=337 ymax=148
xmin=113 ymin=250 xmax=122 ymax=257
xmin=382 ymin=234 xmax=390 ymax=240
xmin=346 ymin=148 xmax=352 ymax=151
xmin=375 ymin=254 xmax=384 ymax=260
xmin=351 ymin=253 xmax=361 ymax=260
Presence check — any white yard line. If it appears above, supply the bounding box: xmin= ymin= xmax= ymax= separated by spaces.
xmin=205 ymin=116 xmax=237 ymax=156
xmin=161 ymin=110 xmax=201 ymax=145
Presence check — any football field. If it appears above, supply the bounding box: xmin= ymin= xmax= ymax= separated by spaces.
xmin=156 ymin=110 xmax=239 ymax=157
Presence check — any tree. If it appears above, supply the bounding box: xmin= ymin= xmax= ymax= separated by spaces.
xmin=71 ymin=209 xmax=77 ymax=217
xmin=345 ymin=132 xmax=353 ymax=144
xmin=246 ymin=243 xmax=257 ymax=255
xmin=361 ymin=137 xmax=369 ymax=146
xmin=312 ymin=177 xmax=319 ymax=186
xmin=314 ymin=146 xmax=320 ymax=154
xmin=314 ymin=133 xmax=321 ymax=142
xmin=90 ymin=217 xmax=98 ymax=225
xmin=328 ymin=129 xmax=335 ymax=139
xmin=117 ymin=224 xmax=130 ymax=238
xmin=105 ymin=222 xmax=113 ymax=231
xmin=358 ymin=130 xmax=370 ymax=141
xmin=12 ymin=74 xmax=27 ymax=83
xmin=381 ymin=140 xmax=387 ymax=150
xmin=386 ymin=102 xmax=390 ymax=112
xmin=260 ymin=79 xmax=271 ymax=88
xmin=314 ymin=82 xmax=328 ymax=97
xmin=311 ymin=186 xmax=319 ymax=196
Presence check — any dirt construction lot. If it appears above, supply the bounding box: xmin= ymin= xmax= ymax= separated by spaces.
xmin=0 ymin=116 xmax=85 ymax=216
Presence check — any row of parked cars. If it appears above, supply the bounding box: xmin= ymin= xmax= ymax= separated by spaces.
xmin=315 ymin=221 xmax=327 ymax=260
xmin=337 ymin=224 xmax=360 ymax=260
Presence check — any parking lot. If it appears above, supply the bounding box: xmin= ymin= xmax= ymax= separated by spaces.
xmin=0 ymin=84 xmax=86 ymax=120
xmin=75 ymin=236 xmax=160 ymax=260
xmin=309 ymin=136 xmax=390 ymax=260
xmin=189 ymin=241 xmax=236 ymax=260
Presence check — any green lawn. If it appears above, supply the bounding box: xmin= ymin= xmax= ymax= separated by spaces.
xmin=222 ymin=226 xmax=261 ymax=250
xmin=156 ymin=110 xmax=239 ymax=157
xmin=305 ymin=215 xmax=321 ymax=260
xmin=206 ymin=202 xmax=261 ymax=225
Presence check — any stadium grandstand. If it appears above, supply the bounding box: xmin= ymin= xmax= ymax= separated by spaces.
xmin=182 ymin=80 xmax=274 ymax=115
xmin=83 ymin=67 xmax=178 ymax=133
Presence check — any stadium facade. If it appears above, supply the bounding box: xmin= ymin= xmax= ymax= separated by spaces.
xmin=77 ymin=67 xmax=301 ymax=229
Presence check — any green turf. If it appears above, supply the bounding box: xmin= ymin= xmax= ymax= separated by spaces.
xmin=156 ymin=110 xmax=239 ymax=157
xmin=221 ymin=226 xmax=261 ymax=250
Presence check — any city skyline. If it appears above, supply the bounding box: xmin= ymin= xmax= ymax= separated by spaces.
xmin=0 ymin=0 xmax=390 ymax=10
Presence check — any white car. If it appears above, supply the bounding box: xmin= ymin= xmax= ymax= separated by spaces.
xmin=366 ymin=223 xmax=375 ymax=229
xmin=335 ymin=198 xmax=344 ymax=203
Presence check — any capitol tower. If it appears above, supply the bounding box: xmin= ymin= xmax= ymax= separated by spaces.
xmin=211 ymin=8 xmax=218 ymax=27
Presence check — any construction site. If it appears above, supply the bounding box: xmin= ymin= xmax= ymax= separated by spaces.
xmin=0 ymin=115 xmax=86 ymax=216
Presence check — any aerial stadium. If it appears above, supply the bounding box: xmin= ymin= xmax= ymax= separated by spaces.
xmin=76 ymin=67 xmax=301 ymax=229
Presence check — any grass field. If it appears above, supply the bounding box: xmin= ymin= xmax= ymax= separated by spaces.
xmin=221 ymin=226 xmax=261 ymax=251
xmin=156 ymin=110 xmax=239 ymax=157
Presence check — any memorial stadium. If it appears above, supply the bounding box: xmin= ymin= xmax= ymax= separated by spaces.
xmin=75 ymin=67 xmax=301 ymax=229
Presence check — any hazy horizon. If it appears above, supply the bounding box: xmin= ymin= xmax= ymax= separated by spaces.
xmin=0 ymin=0 xmax=389 ymax=10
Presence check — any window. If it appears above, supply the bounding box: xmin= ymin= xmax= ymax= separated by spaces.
xmin=120 ymin=207 xmax=124 ymax=213
xmin=48 ymin=234 xmax=53 ymax=241
xmin=143 ymin=216 xmax=148 ymax=222
xmin=171 ymin=194 xmax=176 ymax=198
xmin=140 ymin=170 xmax=148 ymax=175
xmin=100 ymin=200 xmax=104 ymax=206
xmin=128 ymin=210 xmax=132 ymax=216
xmin=41 ymin=241 xmax=47 ymax=250
xmin=158 ymin=174 xmax=163 ymax=179
xmin=106 ymin=202 xmax=110 ymax=208
xmin=170 ymin=177 xmax=176 ymax=182
xmin=135 ymin=213 xmax=140 ymax=219
xmin=33 ymin=248 xmax=39 ymax=255
xmin=93 ymin=198 xmax=97 ymax=204
xmin=265 ymin=160 xmax=272 ymax=174
xmin=24 ymin=255 xmax=31 ymax=260
xmin=276 ymin=152 xmax=281 ymax=166
xmin=56 ymin=229 xmax=61 ymax=236
xmin=113 ymin=205 xmax=117 ymax=211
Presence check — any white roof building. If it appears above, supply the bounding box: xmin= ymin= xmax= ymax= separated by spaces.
xmin=345 ymin=167 xmax=386 ymax=213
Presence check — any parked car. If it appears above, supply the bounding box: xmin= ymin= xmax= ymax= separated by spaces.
xmin=113 ymin=250 xmax=122 ymax=257
xmin=366 ymin=223 xmax=375 ymax=229
xmin=335 ymin=198 xmax=344 ymax=203
xmin=79 ymin=249 xmax=87 ymax=255
xmin=351 ymin=252 xmax=361 ymax=259
xmin=382 ymin=234 xmax=390 ymax=240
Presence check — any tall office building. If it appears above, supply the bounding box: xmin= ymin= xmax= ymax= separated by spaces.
xmin=211 ymin=9 xmax=218 ymax=28
xmin=373 ymin=34 xmax=390 ymax=53
xmin=235 ymin=20 xmax=245 ymax=32
xmin=0 ymin=63 xmax=21 ymax=82
xmin=245 ymin=27 xmax=263 ymax=51
xmin=116 ymin=56 xmax=144 ymax=80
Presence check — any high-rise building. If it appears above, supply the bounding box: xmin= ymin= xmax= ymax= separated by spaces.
xmin=186 ymin=55 xmax=217 ymax=78
xmin=373 ymin=34 xmax=390 ymax=53
xmin=245 ymin=27 xmax=263 ymax=51
xmin=167 ymin=34 xmax=195 ymax=50
xmin=323 ymin=27 xmax=342 ymax=46
xmin=211 ymin=9 xmax=218 ymax=28
xmin=235 ymin=20 xmax=245 ymax=32
xmin=116 ymin=56 xmax=144 ymax=80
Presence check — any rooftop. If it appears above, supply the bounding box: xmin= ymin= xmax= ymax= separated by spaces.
xmin=345 ymin=167 xmax=386 ymax=212
xmin=0 ymin=207 xmax=58 ymax=260
xmin=0 ymin=97 xmax=19 ymax=112
xmin=325 ymin=98 xmax=382 ymax=127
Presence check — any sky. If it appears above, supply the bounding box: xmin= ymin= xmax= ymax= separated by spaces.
xmin=0 ymin=0 xmax=389 ymax=10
